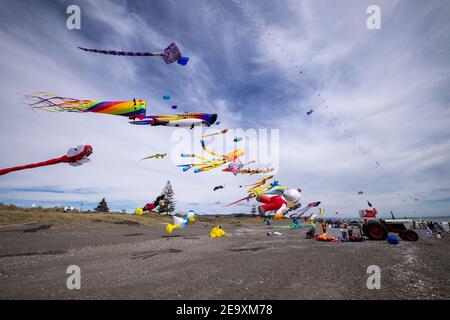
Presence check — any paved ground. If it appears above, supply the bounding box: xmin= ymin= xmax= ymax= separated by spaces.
xmin=0 ymin=221 xmax=449 ymax=299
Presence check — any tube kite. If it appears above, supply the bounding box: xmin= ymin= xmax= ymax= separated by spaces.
xmin=78 ymin=42 xmax=189 ymax=66
xmin=0 ymin=144 xmax=93 ymax=176
xmin=24 ymin=93 xmax=146 ymax=119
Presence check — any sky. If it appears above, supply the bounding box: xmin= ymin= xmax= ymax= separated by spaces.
xmin=0 ymin=0 xmax=449 ymax=217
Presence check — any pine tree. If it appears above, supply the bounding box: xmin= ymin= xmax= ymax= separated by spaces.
xmin=95 ymin=198 xmax=109 ymax=213
xmin=158 ymin=181 xmax=176 ymax=215
xmin=251 ymin=204 xmax=257 ymax=215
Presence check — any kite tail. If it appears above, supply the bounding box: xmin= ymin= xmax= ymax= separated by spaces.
xmin=77 ymin=47 xmax=162 ymax=57
xmin=0 ymin=157 xmax=65 ymax=176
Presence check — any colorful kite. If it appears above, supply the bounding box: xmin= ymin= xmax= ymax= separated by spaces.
xmin=179 ymin=145 xmax=244 ymax=173
xmin=130 ymin=113 xmax=217 ymax=128
xmin=141 ymin=153 xmax=167 ymax=160
xmin=232 ymin=167 xmax=275 ymax=175
xmin=202 ymin=129 xmax=228 ymax=138
xmin=240 ymin=175 xmax=274 ymax=191
xmin=178 ymin=130 xmax=271 ymax=174
xmin=286 ymin=202 xmax=321 ymax=218
xmin=0 ymin=144 xmax=93 ymax=176
xmin=23 ymin=93 xmax=146 ymax=119
xmin=78 ymin=42 xmax=189 ymax=65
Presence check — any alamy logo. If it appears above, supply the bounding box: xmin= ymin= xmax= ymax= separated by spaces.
xmin=66 ymin=5 xmax=81 ymax=30
xmin=366 ymin=5 xmax=381 ymax=30
xmin=66 ymin=265 xmax=81 ymax=289
xmin=366 ymin=265 xmax=381 ymax=289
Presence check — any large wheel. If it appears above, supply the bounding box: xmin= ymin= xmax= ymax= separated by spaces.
xmin=400 ymin=229 xmax=419 ymax=241
xmin=365 ymin=221 xmax=388 ymax=240
xmin=362 ymin=223 xmax=369 ymax=236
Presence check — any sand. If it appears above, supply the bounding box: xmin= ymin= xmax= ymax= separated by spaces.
xmin=0 ymin=207 xmax=449 ymax=299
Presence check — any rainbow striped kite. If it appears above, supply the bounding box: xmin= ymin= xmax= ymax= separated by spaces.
xmin=23 ymin=92 xmax=146 ymax=119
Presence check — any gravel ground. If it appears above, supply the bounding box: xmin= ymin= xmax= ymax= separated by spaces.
xmin=0 ymin=219 xmax=449 ymax=299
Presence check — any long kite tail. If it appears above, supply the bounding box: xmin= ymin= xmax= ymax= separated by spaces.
xmin=0 ymin=156 xmax=65 ymax=176
xmin=77 ymin=47 xmax=162 ymax=57
xmin=224 ymin=194 xmax=256 ymax=207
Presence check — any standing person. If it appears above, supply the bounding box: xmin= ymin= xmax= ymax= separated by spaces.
xmin=321 ymin=220 xmax=327 ymax=233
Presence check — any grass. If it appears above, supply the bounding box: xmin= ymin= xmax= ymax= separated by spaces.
xmin=0 ymin=204 xmax=260 ymax=228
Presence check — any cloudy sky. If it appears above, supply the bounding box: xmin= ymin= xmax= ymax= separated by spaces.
xmin=0 ymin=0 xmax=449 ymax=217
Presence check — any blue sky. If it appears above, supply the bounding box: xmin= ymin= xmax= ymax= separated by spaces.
xmin=0 ymin=0 xmax=449 ymax=217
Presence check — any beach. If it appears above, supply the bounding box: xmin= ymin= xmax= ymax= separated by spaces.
xmin=0 ymin=208 xmax=449 ymax=300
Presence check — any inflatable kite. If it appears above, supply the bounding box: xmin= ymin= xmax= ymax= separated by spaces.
xmin=0 ymin=144 xmax=92 ymax=176
xmin=165 ymin=210 xmax=196 ymax=234
xmin=210 ymin=226 xmax=227 ymax=238
xmin=130 ymin=113 xmax=217 ymax=128
xmin=137 ymin=194 xmax=166 ymax=213
xmin=24 ymin=93 xmax=146 ymax=119
xmin=272 ymin=219 xmax=301 ymax=229
xmin=179 ymin=130 xmax=272 ymax=174
xmin=226 ymin=176 xmax=303 ymax=218
xmin=257 ymin=188 xmax=302 ymax=217
xmin=178 ymin=130 xmax=243 ymax=173
xmin=316 ymin=233 xmax=339 ymax=242
xmin=226 ymin=177 xmax=284 ymax=207
xmin=78 ymin=42 xmax=189 ymax=66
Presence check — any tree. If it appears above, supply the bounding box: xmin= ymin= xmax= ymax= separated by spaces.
xmin=251 ymin=204 xmax=257 ymax=216
xmin=95 ymin=198 xmax=109 ymax=213
xmin=158 ymin=181 xmax=176 ymax=215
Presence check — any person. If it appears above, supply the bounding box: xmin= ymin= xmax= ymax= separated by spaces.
xmin=321 ymin=220 xmax=327 ymax=233
xmin=432 ymin=222 xmax=443 ymax=235
xmin=306 ymin=226 xmax=316 ymax=239
xmin=142 ymin=194 xmax=166 ymax=212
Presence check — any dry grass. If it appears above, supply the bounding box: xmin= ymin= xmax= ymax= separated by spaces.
xmin=0 ymin=204 xmax=259 ymax=228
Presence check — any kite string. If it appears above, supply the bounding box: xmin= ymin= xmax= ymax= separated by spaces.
xmin=231 ymin=0 xmax=426 ymax=214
